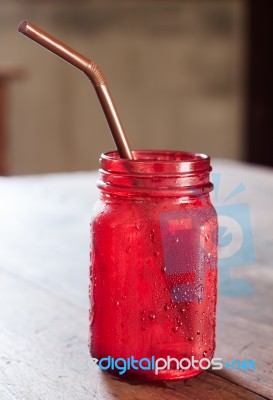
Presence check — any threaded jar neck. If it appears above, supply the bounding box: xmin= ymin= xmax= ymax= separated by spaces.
xmin=98 ymin=150 xmax=213 ymax=198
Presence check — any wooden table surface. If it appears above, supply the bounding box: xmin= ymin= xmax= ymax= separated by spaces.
xmin=0 ymin=159 xmax=272 ymax=400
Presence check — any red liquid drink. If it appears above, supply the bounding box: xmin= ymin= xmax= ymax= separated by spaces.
xmin=90 ymin=150 xmax=218 ymax=380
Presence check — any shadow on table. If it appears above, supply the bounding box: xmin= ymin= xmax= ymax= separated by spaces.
xmin=100 ymin=370 xmax=204 ymax=399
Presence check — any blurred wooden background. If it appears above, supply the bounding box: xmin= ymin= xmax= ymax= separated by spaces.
xmin=0 ymin=1 xmax=246 ymax=174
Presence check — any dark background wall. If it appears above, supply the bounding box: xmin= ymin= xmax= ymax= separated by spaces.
xmin=3 ymin=1 xmax=266 ymax=174
xmin=247 ymin=0 xmax=273 ymax=167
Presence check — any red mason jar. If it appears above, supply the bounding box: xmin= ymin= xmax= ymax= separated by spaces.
xmin=90 ymin=150 xmax=218 ymax=380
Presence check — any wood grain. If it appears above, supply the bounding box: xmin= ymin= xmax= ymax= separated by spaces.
xmin=212 ymin=160 xmax=273 ymax=399
xmin=0 ymin=161 xmax=272 ymax=399
xmin=0 ymin=272 xmax=266 ymax=400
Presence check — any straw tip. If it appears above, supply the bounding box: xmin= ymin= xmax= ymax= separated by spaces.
xmin=18 ymin=20 xmax=28 ymax=33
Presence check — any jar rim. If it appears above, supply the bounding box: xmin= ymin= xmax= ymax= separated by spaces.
xmin=100 ymin=150 xmax=211 ymax=174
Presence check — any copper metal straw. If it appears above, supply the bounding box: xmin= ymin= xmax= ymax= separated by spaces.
xmin=18 ymin=20 xmax=134 ymax=160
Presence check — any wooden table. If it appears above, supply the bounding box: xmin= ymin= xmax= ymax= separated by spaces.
xmin=0 ymin=160 xmax=272 ymax=399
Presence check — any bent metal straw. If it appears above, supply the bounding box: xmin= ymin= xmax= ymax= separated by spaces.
xmin=18 ymin=20 xmax=134 ymax=160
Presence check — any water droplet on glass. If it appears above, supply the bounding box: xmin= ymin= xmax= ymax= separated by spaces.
xmin=170 ymin=300 xmax=177 ymax=309
xmin=188 ymin=337 xmax=193 ymax=342
xmin=153 ymin=251 xmax=160 ymax=258
xmin=203 ymin=351 xmax=207 ymax=357
xmin=149 ymin=314 xmax=156 ymax=321
xmin=172 ymin=326 xmax=178 ymax=333
xmin=197 ymin=330 xmax=200 ymax=335
xmin=150 ymin=229 xmax=155 ymax=243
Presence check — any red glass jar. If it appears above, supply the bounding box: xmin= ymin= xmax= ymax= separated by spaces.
xmin=90 ymin=150 xmax=218 ymax=380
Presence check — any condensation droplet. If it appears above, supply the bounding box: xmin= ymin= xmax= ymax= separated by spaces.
xmin=170 ymin=300 xmax=177 ymax=309
xmin=149 ymin=314 xmax=156 ymax=321
xmin=150 ymin=229 xmax=155 ymax=243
